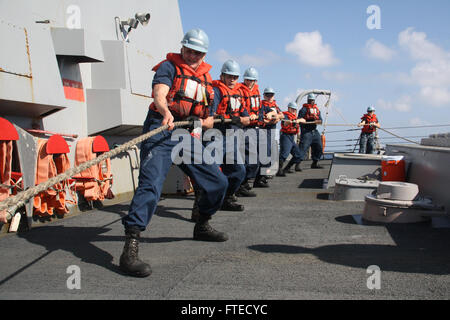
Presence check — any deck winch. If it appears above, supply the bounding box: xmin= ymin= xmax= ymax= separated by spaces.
xmin=362 ymin=181 xmax=445 ymax=223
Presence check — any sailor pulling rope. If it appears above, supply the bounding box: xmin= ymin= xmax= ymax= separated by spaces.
xmin=0 ymin=118 xmax=232 ymax=225
xmin=1 ymin=118 xmax=442 ymax=225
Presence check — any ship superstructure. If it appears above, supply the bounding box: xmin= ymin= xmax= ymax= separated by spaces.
xmin=1 ymin=0 xmax=184 ymax=225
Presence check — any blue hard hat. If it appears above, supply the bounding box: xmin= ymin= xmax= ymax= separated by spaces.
xmin=367 ymin=106 xmax=375 ymax=112
xmin=181 ymin=28 xmax=209 ymax=53
xmin=287 ymin=102 xmax=297 ymax=110
xmin=307 ymin=93 xmax=316 ymax=100
xmin=243 ymin=67 xmax=258 ymax=81
xmin=264 ymin=87 xmax=275 ymax=95
xmin=221 ymin=59 xmax=240 ymax=76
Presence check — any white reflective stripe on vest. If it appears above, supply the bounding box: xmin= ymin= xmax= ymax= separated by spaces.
xmin=184 ymin=79 xmax=204 ymax=102
xmin=250 ymin=97 xmax=259 ymax=109
xmin=230 ymin=97 xmax=241 ymax=111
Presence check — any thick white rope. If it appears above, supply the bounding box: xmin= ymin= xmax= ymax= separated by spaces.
xmin=1 ymin=119 xmax=209 ymax=220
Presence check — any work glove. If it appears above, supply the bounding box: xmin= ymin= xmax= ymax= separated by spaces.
xmin=185 ymin=116 xmax=201 ymax=132
xmin=231 ymin=116 xmax=243 ymax=128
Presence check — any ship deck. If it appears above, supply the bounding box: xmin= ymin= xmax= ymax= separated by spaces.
xmin=0 ymin=159 xmax=449 ymax=300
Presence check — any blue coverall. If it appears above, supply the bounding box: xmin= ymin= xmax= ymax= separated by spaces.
xmin=279 ymin=113 xmax=302 ymax=163
xmin=297 ymin=107 xmax=323 ymax=162
xmin=359 ymin=132 xmax=376 ymax=154
xmin=212 ymin=87 xmax=247 ymax=196
xmin=257 ymin=103 xmax=279 ymax=176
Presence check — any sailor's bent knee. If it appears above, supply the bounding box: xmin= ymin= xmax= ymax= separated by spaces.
xmin=213 ymin=173 xmax=229 ymax=195
xmin=236 ymin=164 xmax=246 ymax=178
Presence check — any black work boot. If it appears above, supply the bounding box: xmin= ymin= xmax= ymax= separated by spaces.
xmin=119 ymin=228 xmax=152 ymax=277
xmin=193 ymin=214 xmax=229 ymax=242
xmin=191 ymin=199 xmax=200 ymax=223
xmin=311 ymin=160 xmax=323 ymax=169
xmin=283 ymin=158 xmax=296 ymax=174
xmin=295 ymin=163 xmax=303 ymax=172
xmin=191 ymin=186 xmax=201 ymax=222
xmin=242 ymin=180 xmax=252 ymax=190
xmin=253 ymin=175 xmax=269 ymax=188
xmin=276 ymin=159 xmax=286 ymax=177
xmin=221 ymin=194 xmax=245 ymax=211
xmin=235 ymin=184 xmax=256 ymax=197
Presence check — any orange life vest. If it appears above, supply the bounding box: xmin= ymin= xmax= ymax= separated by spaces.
xmin=281 ymin=111 xmax=299 ymax=135
xmin=0 ymin=141 xmax=13 ymax=222
xmin=0 ymin=141 xmax=13 ymax=203
xmin=258 ymin=100 xmax=281 ymax=128
xmin=240 ymin=83 xmax=261 ymax=126
xmin=73 ymin=136 xmax=114 ymax=202
xmin=302 ymin=104 xmax=321 ymax=121
xmin=33 ymin=137 xmax=76 ymax=217
xmin=0 ymin=118 xmax=21 ymax=220
xmin=150 ymin=53 xmax=214 ymax=119
xmin=261 ymin=100 xmax=280 ymax=112
xmin=361 ymin=113 xmax=378 ymax=133
xmin=213 ymin=81 xmax=245 ymax=118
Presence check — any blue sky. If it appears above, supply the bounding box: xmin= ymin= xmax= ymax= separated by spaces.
xmin=179 ymin=0 xmax=450 ymax=151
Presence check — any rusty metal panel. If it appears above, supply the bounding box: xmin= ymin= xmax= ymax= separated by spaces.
xmin=0 ymin=21 xmax=66 ymax=117
xmin=0 ymin=19 xmax=32 ymax=78
xmin=126 ymin=43 xmax=153 ymax=97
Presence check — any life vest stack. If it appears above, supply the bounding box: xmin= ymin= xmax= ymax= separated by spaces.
xmin=33 ymin=135 xmax=76 ymax=218
xmin=0 ymin=118 xmax=22 ymax=227
xmin=0 ymin=117 xmax=40 ymax=230
xmin=73 ymin=136 xmax=114 ymax=207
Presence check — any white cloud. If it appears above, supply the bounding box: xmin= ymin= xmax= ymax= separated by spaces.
xmin=365 ymin=38 xmax=396 ymax=61
xmin=285 ymin=31 xmax=339 ymax=67
xmin=214 ymin=49 xmax=279 ymax=67
xmin=215 ymin=49 xmax=232 ymax=62
xmin=399 ymin=28 xmax=448 ymax=61
xmin=377 ymin=95 xmax=412 ymax=112
xmin=411 ymin=59 xmax=450 ymax=88
xmin=420 ymin=86 xmax=450 ymax=106
xmin=240 ymin=51 xmax=280 ymax=67
xmin=398 ymin=27 xmax=450 ymax=107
